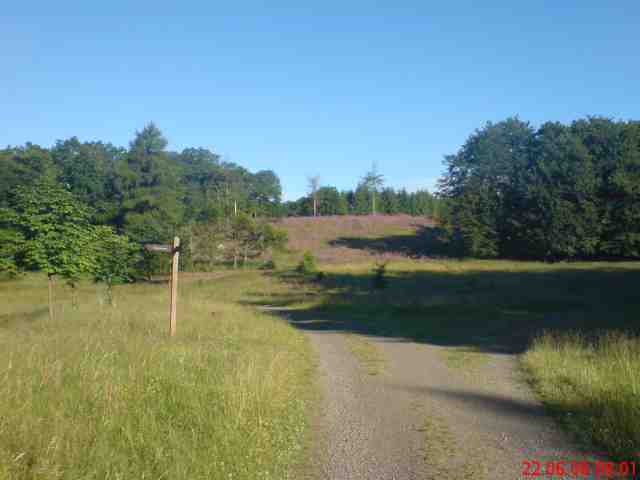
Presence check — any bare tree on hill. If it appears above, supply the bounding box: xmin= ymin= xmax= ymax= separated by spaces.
xmin=307 ymin=175 xmax=320 ymax=217
xmin=361 ymin=163 xmax=384 ymax=214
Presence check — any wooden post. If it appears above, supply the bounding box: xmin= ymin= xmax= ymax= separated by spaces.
xmin=48 ymin=273 xmax=54 ymax=321
xmin=169 ymin=236 xmax=180 ymax=337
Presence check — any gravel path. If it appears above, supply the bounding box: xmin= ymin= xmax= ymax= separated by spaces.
xmin=289 ymin=314 xmax=600 ymax=480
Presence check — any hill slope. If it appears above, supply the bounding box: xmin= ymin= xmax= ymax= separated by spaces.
xmin=274 ymin=214 xmax=435 ymax=263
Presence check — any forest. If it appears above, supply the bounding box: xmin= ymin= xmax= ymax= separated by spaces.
xmin=440 ymin=116 xmax=640 ymax=260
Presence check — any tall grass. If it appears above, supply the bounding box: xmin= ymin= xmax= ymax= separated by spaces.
xmin=522 ymin=331 xmax=640 ymax=460
xmin=0 ymin=274 xmax=314 ymax=479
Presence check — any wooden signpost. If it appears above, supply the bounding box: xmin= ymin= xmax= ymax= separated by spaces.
xmin=145 ymin=236 xmax=180 ymax=337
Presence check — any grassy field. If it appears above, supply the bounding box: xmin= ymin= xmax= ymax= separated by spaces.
xmin=0 ymin=272 xmax=315 ymax=480
xmin=3 ymin=214 xmax=640 ymax=476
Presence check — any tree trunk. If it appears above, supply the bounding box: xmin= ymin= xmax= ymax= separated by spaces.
xmin=372 ymin=191 xmax=376 ymax=215
xmin=234 ymin=200 xmax=237 ymax=216
xmin=48 ymin=273 xmax=54 ymax=321
xmin=233 ymin=253 xmax=238 ymax=269
xmin=313 ymin=196 xmax=317 ymax=217
xmin=70 ymin=282 xmax=79 ymax=309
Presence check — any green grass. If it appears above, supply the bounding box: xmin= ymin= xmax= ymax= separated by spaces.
xmin=419 ymin=413 xmax=487 ymax=479
xmin=344 ymin=334 xmax=386 ymax=375
xmin=523 ymin=331 xmax=640 ymax=460
xmin=0 ymin=272 xmax=315 ymax=480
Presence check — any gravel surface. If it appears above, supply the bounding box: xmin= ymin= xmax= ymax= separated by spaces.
xmin=290 ymin=314 xmax=601 ymax=480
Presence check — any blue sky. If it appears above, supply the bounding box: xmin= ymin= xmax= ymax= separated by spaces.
xmin=2 ymin=2 xmax=639 ymax=201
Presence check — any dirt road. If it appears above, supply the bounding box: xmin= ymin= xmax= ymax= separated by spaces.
xmin=289 ymin=314 xmax=597 ymax=480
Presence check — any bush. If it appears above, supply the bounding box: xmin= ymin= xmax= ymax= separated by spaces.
xmin=297 ymin=251 xmax=317 ymax=275
xmin=260 ymin=259 xmax=277 ymax=270
xmin=372 ymin=259 xmax=388 ymax=289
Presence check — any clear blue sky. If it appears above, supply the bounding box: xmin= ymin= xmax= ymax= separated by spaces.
xmin=2 ymin=1 xmax=639 ymax=201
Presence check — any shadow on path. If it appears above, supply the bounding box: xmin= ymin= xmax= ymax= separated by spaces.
xmin=249 ymin=264 xmax=640 ymax=355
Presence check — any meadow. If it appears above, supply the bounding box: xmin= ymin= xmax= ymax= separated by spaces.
xmin=0 ymin=272 xmax=315 ymax=480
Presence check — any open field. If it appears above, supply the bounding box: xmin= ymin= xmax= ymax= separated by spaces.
xmin=0 ymin=272 xmax=315 ymax=480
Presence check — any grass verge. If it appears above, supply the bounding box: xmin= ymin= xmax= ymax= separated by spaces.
xmin=522 ymin=331 xmax=640 ymax=461
xmin=0 ymin=272 xmax=315 ymax=480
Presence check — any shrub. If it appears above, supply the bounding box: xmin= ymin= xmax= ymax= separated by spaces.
xmin=372 ymin=259 xmax=388 ymax=289
xmin=261 ymin=259 xmax=277 ymax=270
xmin=297 ymin=251 xmax=317 ymax=275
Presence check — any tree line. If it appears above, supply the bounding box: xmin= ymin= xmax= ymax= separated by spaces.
xmin=440 ymin=116 xmax=640 ymax=260
xmin=0 ymin=124 xmax=288 ymax=300
xmin=1 ymin=123 xmax=283 ymax=241
xmin=283 ymin=165 xmax=443 ymax=218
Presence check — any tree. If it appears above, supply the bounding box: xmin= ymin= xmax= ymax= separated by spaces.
xmin=308 ymin=175 xmax=320 ymax=217
xmin=571 ymin=118 xmax=640 ymax=257
xmin=8 ymin=180 xmax=99 ymax=318
xmin=92 ymin=227 xmax=139 ymax=306
xmin=116 ymin=123 xmax=183 ymax=243
xmin=379 ymin=187 xmax=400 ymax=214
xmin=316 ymin=186 xmax=345 ymax=215
xmin=251 ymin=170 xmax=282 ymax=216
xmin=522 ymin=122 xmax=601 ymax=259
xmin=361 ymin=163 xmax=384 ymax=214
xmin=440 ymin=118 xmax=534 ymax=257
xmin=228 ymin=214 xmax=287 ymax=267
xmin=353 ymin=184 xmax=370 ymax=215
xmin=604 ymin=121 xmax=640 ymax=256
xmin=51 ymin=138 xmax=123 ymax=223
xmin=0 ymin=216 xmax=24 ymax=277
xmin=0 ymin=144 xmax=59 ymax=207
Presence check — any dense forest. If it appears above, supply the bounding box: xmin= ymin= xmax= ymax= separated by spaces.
xmin=440 ymin=116 xmax=640 ymax=260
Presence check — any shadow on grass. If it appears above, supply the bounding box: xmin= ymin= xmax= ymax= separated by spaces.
xmin=246 ymin=265 xmax=640 ymax=355
xmin=0 ymin=306 xmax=50 ymax=329
xmin=328 ymin=225 xmax=463 ymax=258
